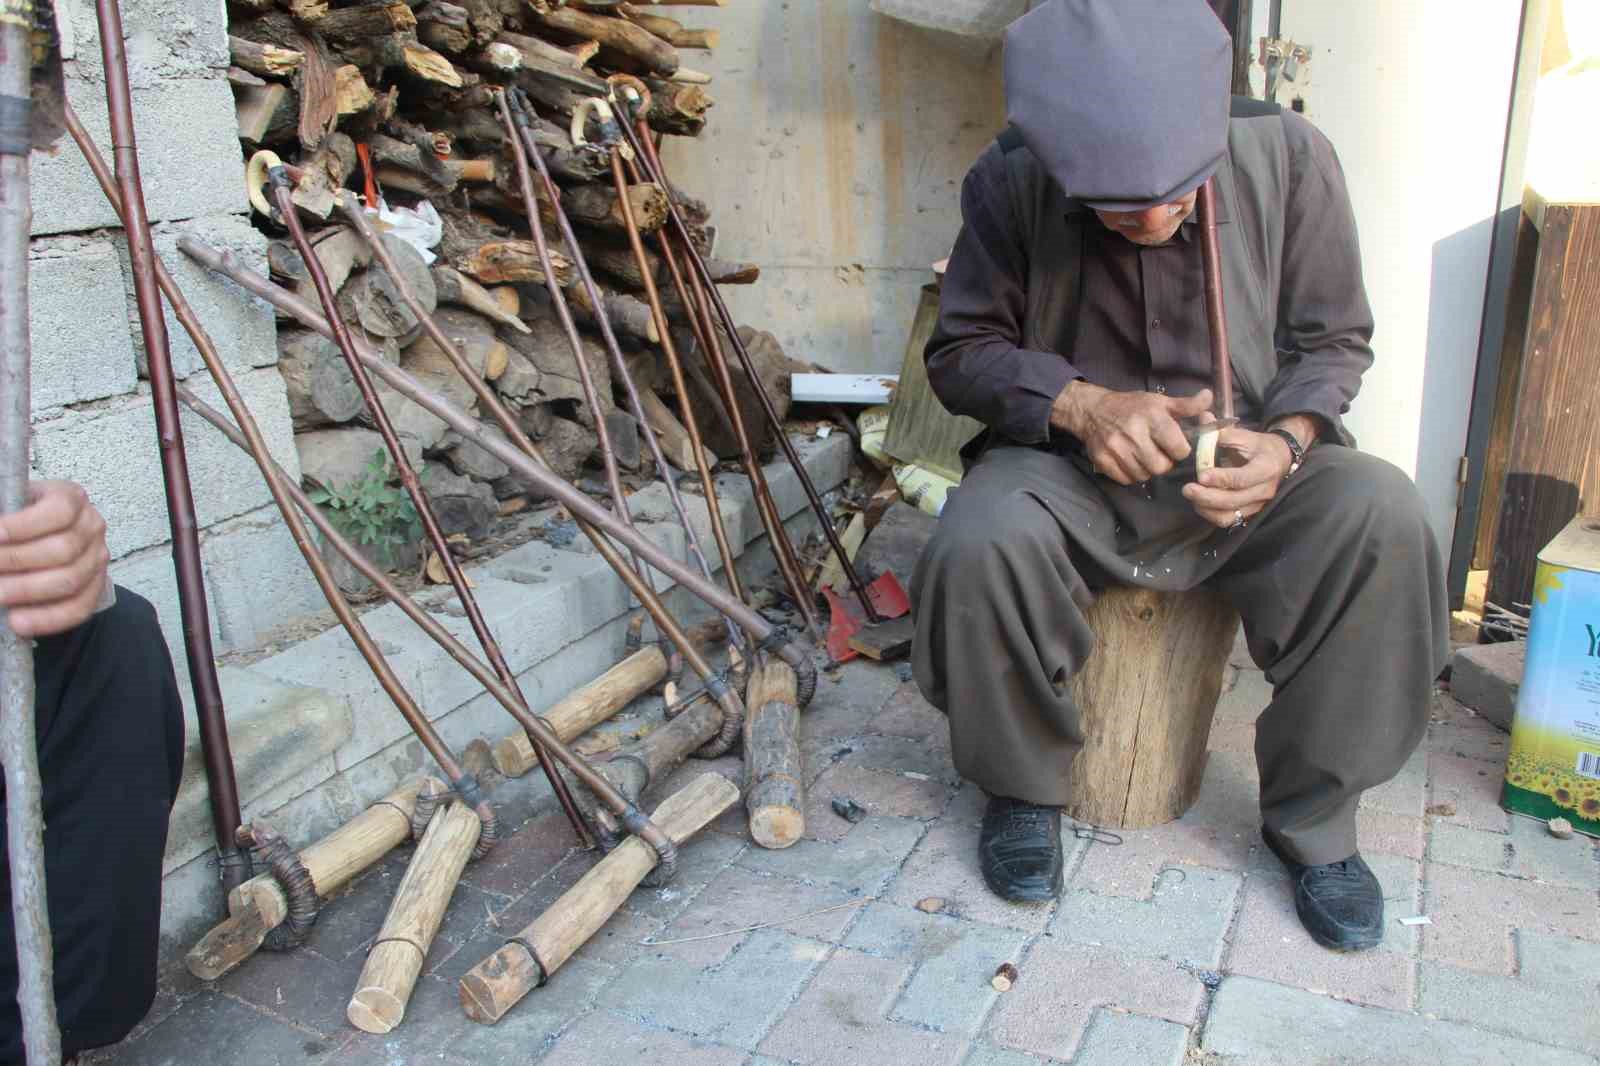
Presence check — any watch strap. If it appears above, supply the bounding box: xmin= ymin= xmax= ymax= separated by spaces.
xmin=1267 ymin=427 xmax=1305 ymax=477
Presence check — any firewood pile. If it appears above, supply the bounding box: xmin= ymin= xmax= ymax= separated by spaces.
xmin=228 ymin=0 xmax=806 ymax=567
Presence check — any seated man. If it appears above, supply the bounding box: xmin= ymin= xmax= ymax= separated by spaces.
xmin=912 ymin=0 xmax=1448 ymax=951
xmin=0 ymin=480 xmax=185 ymax=1062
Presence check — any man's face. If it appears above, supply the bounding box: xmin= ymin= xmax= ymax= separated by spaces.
xmin=1092 ymin=189 xmax=1199 ymax=246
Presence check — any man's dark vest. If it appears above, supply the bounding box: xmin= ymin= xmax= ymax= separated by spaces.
xmin=992 ymin=97 xmax=1297 ymax=421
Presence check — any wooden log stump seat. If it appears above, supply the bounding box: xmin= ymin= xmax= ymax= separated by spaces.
xmin=1066 ymin=586 xmax=1239 ymax=830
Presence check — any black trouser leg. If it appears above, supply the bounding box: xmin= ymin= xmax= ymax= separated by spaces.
xmin=0 ymin=588 xmax=185 ymax=1063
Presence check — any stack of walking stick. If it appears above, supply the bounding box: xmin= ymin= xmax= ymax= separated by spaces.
xmin=48 ymin=0 xmax=891 ymax=1041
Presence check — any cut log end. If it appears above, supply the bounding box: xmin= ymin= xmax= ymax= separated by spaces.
xmin=457 ymin=943 xmax=532 ymax=1025
xmin=347 ymin=984 xmax=407 ymax=1034
xmin=183 ymin=900 xmax=274 ymax=981
xmin=748 ymin=806 xmax=803 ymax=849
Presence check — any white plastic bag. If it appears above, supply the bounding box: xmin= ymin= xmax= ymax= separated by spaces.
xmin=870 ymin=0 xmax=1029 ymax=39
xmin=366 ymin=198 xmax=443 ymax=265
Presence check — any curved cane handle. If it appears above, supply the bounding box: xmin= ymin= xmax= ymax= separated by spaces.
xmin=245 ymin=149 xmax=285 ymax=219
xmin=570 ymin=97 xmax=614 ymax=149
xmin=605 ymin=73 xmax=652 ymax=118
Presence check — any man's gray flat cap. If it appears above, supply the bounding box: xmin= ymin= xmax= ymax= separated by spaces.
xmin=1003 ymin=0 xmax=1232 ymax=211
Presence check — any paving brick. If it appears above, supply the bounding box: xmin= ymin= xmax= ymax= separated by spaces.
xmin=961 ymin=1042 xmax=1049 ymax=1066
xmin=1202 ymin=975 xmax=1596 ymax=1066
xmin=843 ymin=902 xmax=1028 ymax=1034
xmin=805 ymin=764 xmax=953 ymax=841
xmin=649 ymin=865 xmax=862 ymax=967
xmin=621 ymin=830 xmax=746 ymax=923
xmin=799 ymin=657 xmax=907 ymax=740
xmin=1178 ymin=750 xmax=1261 ymax=830
xmin=1206 ymin=717 xmax=1256 ymax=755
xmin=542 ymin=1009 xmax=748 ymax=1066
xmin=737 ymin=815 xmax=926 ymax=894
xmin=1418 ymin=959 xmax=1600 ymax=1055
xmin=1449 ymin=640 xmax=1524 ymax=731
xmin=600 ymin=929 xmax=826 ymax=1050
xmin=870 ymin=682 xmax=952 ymax=745
xmin=100 ymin=991 xmax=348 ymax=1065
xmin=298 ymin=849 xmax=417 ymax=963
xmin=940 ymin=782 xmax=989 ymax=829
xmin=215 ymin=941 xmax=366 ymax=1039
xmin=1224 ymin=870 xmax=1418 ymax=1010
xmin=985 ymin=942 xmax=1203 ymax=1061
xmin=372 ymin=961 xmax=609 ymax=1063
xmin=1518 ymin=930 xmax=1600 ymax=988
xmin=1050 ymin=865 xmax=1242 ymax=967
xmin=1427 ymin=822 xmax=1511 ymax=873
xmin=830 ymin=733 xmax=962 ymax=787
xmin=1505 ymin=814 xmax=1600 ymax=888
xmin=1358 ymin=809 xmax=1427 ymax=860
xmin=1428 ymin=751 xmax=1511 ymax=833
xmin=758 ymin=947 xmax=968 ymax=1066
xmin=1212 ymin=667 xmax=1271 ymax=724
xmin=885 ymin=819 xmax=1065 ymax=933
xmin=1426 ymin=691 xmax=1512 ymax=763
xmin=1072 ymin=1009 xmax=1189 ymax=1066
xmin=28 ymin=240 xmax=139 ymax=411
xmin=1421 ymin=863 xmax=1599 ymax=975
xmin=1073 ymin=820 xmax=1254 ymax=901
xmin=1361 ymin=744 xmax=1428 ymax=818
xmin=455 ymin=808 xmax=577 ymax=899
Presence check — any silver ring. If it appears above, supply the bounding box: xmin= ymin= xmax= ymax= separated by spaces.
xmin=1230 ymin=509 xmax=1245 ymax=529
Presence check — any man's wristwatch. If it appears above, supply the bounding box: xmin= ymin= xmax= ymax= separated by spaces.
xmin=1266 ymin=427 xmax=1306 ymax=478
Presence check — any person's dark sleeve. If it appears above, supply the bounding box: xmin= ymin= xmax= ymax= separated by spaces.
xmin=924 ymin=149 xmax=1080 ymax=445
xmin=1260 ymin=113 xmax=1375 ymax=445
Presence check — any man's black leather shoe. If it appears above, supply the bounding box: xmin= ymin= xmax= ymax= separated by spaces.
xmin=1264 ymin=829 xmax=1384 ymax=951
xmin=979 ymin=796 xmax=1063 ymax=902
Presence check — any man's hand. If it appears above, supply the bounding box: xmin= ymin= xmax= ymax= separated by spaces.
xmin=1051 ymin=382 xmax=1214 ymax=485
xmin=1181 ymin=426 xmax=1295 ymax=528
xmin=0 ymin=481 xmax=112 ymax=638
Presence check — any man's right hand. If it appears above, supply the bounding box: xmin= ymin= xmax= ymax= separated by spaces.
xmin=1050 ymin=382 xmax=1214 ymax=485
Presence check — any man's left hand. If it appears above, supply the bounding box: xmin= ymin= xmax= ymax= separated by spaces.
xmin=1181 ymin=426 xmax=1295 ymax=528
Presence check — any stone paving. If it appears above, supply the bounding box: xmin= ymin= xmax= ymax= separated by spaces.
xmin=88 ymin=646 xmax=1600 ymax=1065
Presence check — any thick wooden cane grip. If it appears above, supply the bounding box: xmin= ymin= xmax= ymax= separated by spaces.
xmin=186 ymin=778 xmax=434 ymax=981
xmin=348 ymin=800 xmax=482 ymax=1033
xmin=492 ymin=645 xmax=668 ymax=776
xmin=744 ymin=659 xmax=803 ymax=849
xmin=458 ymin=773 xmax=738 ymax=1024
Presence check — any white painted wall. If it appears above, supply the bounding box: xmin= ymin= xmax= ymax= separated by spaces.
xmin=660 ymin=3 xmax=1006 ymax=375
xmin=1272 ymin=0 xmax=1523 ymax=546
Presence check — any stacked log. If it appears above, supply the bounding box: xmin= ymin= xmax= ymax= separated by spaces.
xmin=227 ymin=0 xmax=794 ymax=566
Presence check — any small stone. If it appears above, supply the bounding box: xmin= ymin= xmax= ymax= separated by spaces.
xmin=831 ymin=797 xmax=867 ymax=823
xmin=1425 ymin=802 xmax=1458 ymax=817
xmin=894 ymin=663 xmax=915 ymax=683
xmin=915 ymin=897 xmax=946 ymax=914
xmin=991 ymin=962 xmax=1019 ymax=992
xmin=1548 ymin=817 xmax=1574 ymax=839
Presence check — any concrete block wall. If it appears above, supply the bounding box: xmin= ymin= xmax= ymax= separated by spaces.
xmin=30 ymin=0 xmax=323 ymax=656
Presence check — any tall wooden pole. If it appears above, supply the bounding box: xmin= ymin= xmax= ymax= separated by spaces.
xmin=0 ymin=9 xmax=64 ymax=1061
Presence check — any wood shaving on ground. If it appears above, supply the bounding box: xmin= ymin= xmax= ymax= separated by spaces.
xmin=1398 ymin=915 xmax=1432 ymax=926
xmin=638 ymin=898 xmax=871 ymax=945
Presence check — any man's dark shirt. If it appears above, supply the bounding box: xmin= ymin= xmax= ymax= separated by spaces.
xmin=926 ymin=111 xmax=1374 ymax=449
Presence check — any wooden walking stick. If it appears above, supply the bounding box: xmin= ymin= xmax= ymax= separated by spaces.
xmin=94 ymin=0 xmax=252 ymax=896
xmin=348 ymin=792 xmax=481 ymax=1033
xmin=614 ymin=91 xmax=880 ymax=625
xmin=603 ymin=83 xmax=823 ymax=639
xmin=458 ymin=773 xmax=739 ymax=1024
xmin=508 ymin=89 xmax=752 ymax=662
xmin=0 ymin=9 xmax=63 ymax=1060
xmin=1193 ymin=175 xmax=1239 ymax=476
xmin=268 ymin=164 xmax=597 ymax=850
xmin=186 ymin=779 xmax=437 ymax=981
xmin=743 ymin=658 xmax=804 ymax=849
